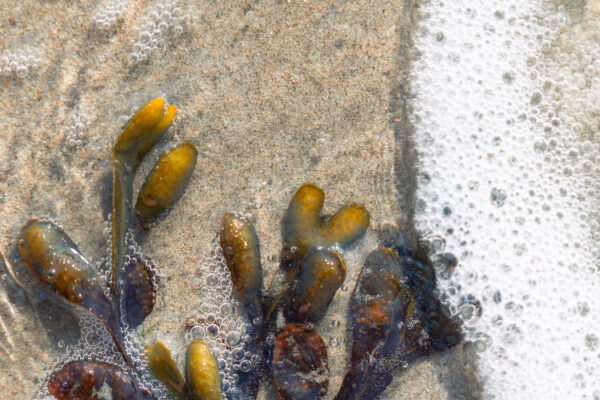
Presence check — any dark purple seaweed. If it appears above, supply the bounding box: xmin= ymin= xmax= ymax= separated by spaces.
xmin=272 ymin=323 xmax=329 ymax=400
xmin=124 ymin=256 xmax=157 ymax=329
xmin=48 ymin=360 xmax=151 ymax=400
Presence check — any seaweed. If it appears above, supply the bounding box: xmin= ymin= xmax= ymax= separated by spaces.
xmin=215 ymin=185 xmax=462 ymax=399
xmin=16 ymin=98 xmax=207 ymax=400
xmin=14 ymin=98 xmax=461 ymax=400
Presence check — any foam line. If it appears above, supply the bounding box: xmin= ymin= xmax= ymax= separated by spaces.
xmin=411 ymin=1 xmax=600 ymax=398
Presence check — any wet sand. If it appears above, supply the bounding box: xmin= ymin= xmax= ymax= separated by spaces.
xmin=0 ymin=1 xmax=479 ymax=398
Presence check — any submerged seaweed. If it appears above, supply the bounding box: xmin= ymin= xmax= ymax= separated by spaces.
xmin=48 ymin=360 xmax=152 ymax=400
xmin=210 ymin=184 xmax=461 ymax=399
xmin=335 ymin=242 xmax=462 ymax=400
xmin=15 ymin=98 xmax=209 ymax=400
xmin=272 ymin=323 xmax=329 ymax=400
xmin=14 ymin=98 xmax=461 ymax=400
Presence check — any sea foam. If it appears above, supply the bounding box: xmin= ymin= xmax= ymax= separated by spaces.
xmin=411 ymin=1 xmax=600 ymax=398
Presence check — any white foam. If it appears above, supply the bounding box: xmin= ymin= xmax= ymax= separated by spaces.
xmin=191 ymin=233 xmax=258 ymax=399
xmin=93 ymin=0 xmax=128 ymax=31
xmin=0 ymin=46 xmax=43 ymax=78
xmin=410 ymin=1 xmax=600 ymax=398
xmin=127 ymin=0 xmax=198 ymax=66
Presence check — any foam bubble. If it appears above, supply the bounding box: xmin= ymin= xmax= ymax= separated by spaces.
xmin=411 ymin=1 xmax=600 ymax=398
xmin=190 ymin=234 xmax=258 ymax=399
xmin=62 ymin=106 xmax=96 ymax=151
xmin=0 ymin=47 xmax=43 ymax=78
xmin=128 ymin=0 xmax=198 ymax=66
xmin=93 ymin=0 xmax=128 ymax=32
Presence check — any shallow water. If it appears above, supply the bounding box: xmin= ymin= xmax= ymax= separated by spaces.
xmin=0 ymin=0 xmax=598 ymax=399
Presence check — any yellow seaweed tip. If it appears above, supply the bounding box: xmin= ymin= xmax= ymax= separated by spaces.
xmin=135 ymin=142 xmax=198 ymax=225
xmin=146 ymin=341 xmax=186 ymax=399
xmin=186 ymin=339 xmax=222 ymax=400
xmin=284 ymin=183 xmax=370 ymax=253
xmin=113 ymin=97 xmax=177 ymax=158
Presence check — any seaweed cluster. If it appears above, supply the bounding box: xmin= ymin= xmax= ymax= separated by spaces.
xmin=206 ymin=184 xmax=462 ymax=400
xmin=15 ymin=98 xmax=461 ymax=400
xmin=17 ymin=98 xmax=201 ymax=399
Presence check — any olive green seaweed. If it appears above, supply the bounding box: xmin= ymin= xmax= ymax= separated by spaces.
xmin=146 ymin=342 xmax=187 ymax=400
xmin=111 ymin=98 xmax=176 ymax=313
xmin=220 ymin=212 xmax=264 ymax=322
xmin=12 ymin=95 xmax=461 ymax=400
xmin=186 ymin=339 xmax=222 ymax=400
xmin=17 ymin=219 xmax=134 ymax=370
xmin=135 ymin=142 xmax=198 ymax=234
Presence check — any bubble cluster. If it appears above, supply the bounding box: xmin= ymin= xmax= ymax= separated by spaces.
xmin=128 ymin=0 xmax=197 ymax=66
xmin=411 ymin=1 xmax=600 ymax=398
xmin=187 ymin=236 xmax=258 ymax=399
xmin=32 ymin=308 xmax=136 ymax=400
xmin=62 ymin=106 xmax=95 ymax=150
xmin=93 ymin=0 xmax=128 ymax=32
xmin=0 ymin=47 xmax=43 ymax=78
xmin=31 ymin=232 xmax=164 ymax=400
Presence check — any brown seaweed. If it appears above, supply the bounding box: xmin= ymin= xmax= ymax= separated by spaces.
xmin=124 ymin=256 xmax=157 ymax=329
xmin=15 ymin=97 xmax=206 ymax=400
xmin=334 ymin=245 xmax=462 ymax=400
xmin=135 ymin=142 xmax=198 ymax=233
xmin=146 ymin=339 xmax=224 ymax=400
xmin=281 ymin=183 xmax=369 ymax=268
xmin=272 ymin=323 xmax=329 ymax=400
xmin=13 ymin=92 xmax=463 ymax=400
xmin=390 ymin=235 xmax=463 ymax=357
xmin=17 ymin=219 xmax=134 ymax=369
xmin=334 ymin=247 xmax=412 ymax=400
xmin=288 ymin=248 xmax=346 ymax=324
xmin=263 ymin=183 xmax=369 ymax=333
xmin=219 ymin=185 xmax=370 ymax=399
xmin=111 ymin=98 xmax=176 ymax=309
xmin=220 ymin=213 xmax=263 ymax=322
xmin=47 ymin=360 xmax=151 ymax=400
